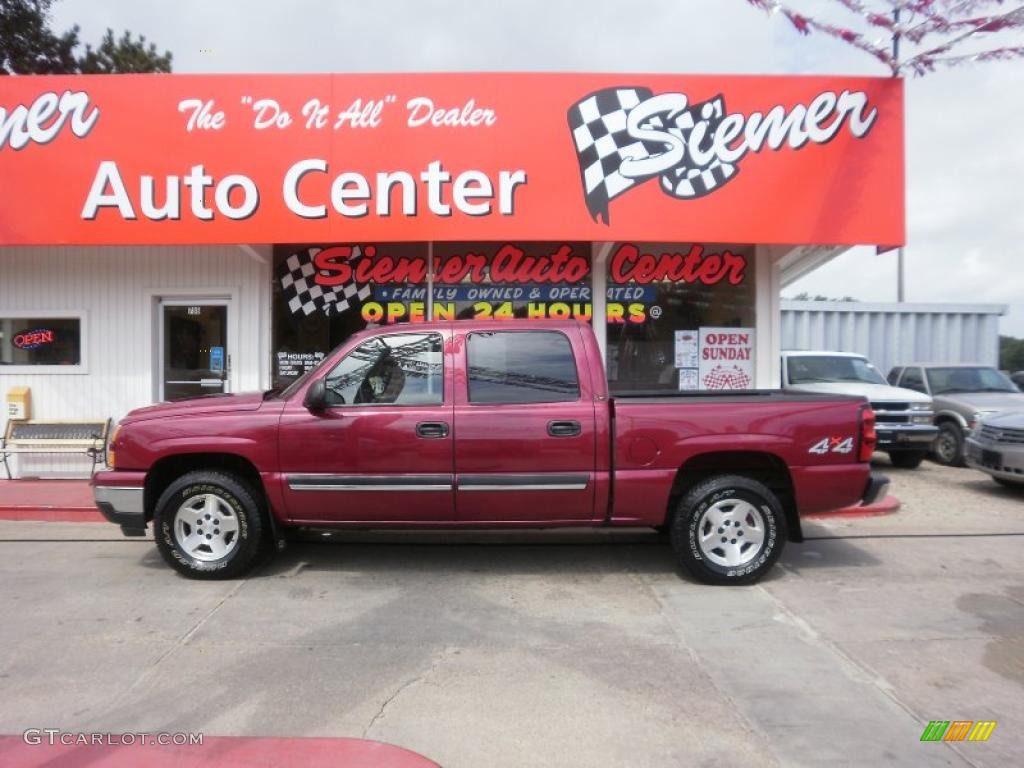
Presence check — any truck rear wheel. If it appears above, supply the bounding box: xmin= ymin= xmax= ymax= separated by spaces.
xmin=153 ymin=470 xmax=266 ymax=579
xmin=670 ymin=475 xmax=786 ymax=585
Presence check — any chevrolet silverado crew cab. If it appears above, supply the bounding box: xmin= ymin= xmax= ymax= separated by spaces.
xmin=782 ymin=351 xmax=938 ymax=469
xmin=94 ymin=320 xmax=886 ymax=585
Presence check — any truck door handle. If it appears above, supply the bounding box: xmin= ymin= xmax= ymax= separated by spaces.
xmin=416 ymin=421 xmax=450 ymax=439
xmin=548 ymin=420 xmax=582 ymax=437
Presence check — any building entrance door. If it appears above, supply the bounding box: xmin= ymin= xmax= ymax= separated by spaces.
xmin=159 ymin=300 xmax=231 ymax=401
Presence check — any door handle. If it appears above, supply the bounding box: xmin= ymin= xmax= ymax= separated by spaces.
xmin=416 ymin=421 xmax=450 ymax=439
xmin=547 ymin=420 xmax=582 ymax=437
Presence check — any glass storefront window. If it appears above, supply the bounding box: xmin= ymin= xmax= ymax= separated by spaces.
xmin=605 ymin=242 xmax=756 ymax=393
xmin=0 ymin=316 xmax=82 ymax=367
xmin=272 ymin=242 xmax=428 ymax=389
xmin=271 ymin=240 xmax=758 ymax=395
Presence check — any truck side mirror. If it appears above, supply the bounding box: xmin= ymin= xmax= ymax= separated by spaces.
xmin=304 ymin=379 xmax=328 ymax=411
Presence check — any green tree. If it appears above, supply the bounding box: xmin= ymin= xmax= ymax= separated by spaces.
xmin=999 ymin=335 xmax=1024 ymax=372
xmin=0 ymin=0 xmax=171 ymax=75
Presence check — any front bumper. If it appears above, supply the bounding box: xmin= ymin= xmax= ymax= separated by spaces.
xmin=874 ymin=423 xmax=939 ymax=451
xmin=94 ymin=484 xmax=146 ymax=536
xmin=966 ymin=436 xmax=1024 ymax=482
xmin=862 ymin=473 xmax=890 ymax=506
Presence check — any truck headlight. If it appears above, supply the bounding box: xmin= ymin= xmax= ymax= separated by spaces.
xmin=968 ymin=411 xmax=995 ymax=433
xmin=912 ymin=415 xmax=933 ymax=425
xmin=910 ymin=403 xmax=931 ymax=411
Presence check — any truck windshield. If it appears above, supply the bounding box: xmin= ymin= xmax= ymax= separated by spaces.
xmin=925 ymin=366 xmax=1019 ymax=395
xmin=787 ymin=356 xmax=887 ymax=385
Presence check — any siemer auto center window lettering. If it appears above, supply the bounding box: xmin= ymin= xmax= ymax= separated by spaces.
xmin=272 ymin=240 xmax=756 ymax=393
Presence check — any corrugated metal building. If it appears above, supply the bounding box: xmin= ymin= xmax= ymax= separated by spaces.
xmin=0 ymin=245 xmax=271 ymax=476
xmin=781 ymin=301 xmax=1007 ymax=380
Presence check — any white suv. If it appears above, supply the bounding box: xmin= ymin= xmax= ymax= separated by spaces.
xmin=782 ymin=351 xmax=939 ymax=468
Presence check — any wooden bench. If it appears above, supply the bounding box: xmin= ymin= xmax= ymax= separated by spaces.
xmin=1 ymin=419 xmax=111 ymax=479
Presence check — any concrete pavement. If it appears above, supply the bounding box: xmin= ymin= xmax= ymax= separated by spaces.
xmin=0 ymin=459 xmax=1021 ymax=766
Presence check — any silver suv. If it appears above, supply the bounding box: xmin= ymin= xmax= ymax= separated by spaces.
xmin=782 ymin=351 xmax=937 ymax=468
xmin=888 ymin=364 xmax=1024 ymax=466
xmin=966 ymin=411 xmax=1024 ymax=488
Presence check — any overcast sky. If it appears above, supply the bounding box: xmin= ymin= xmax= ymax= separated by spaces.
xmin=51 ymin=0 xmax=1024 ymax=334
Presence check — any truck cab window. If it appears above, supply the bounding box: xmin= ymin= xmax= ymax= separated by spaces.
xmin=467 ymin=331 xmax=579 ymax=404
xmin=900 ymin=367 xmax=927 ymax=393
xmin=324 ymin=333 xmax=443 ymax=406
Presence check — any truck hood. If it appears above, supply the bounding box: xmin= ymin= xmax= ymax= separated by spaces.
xmin=935 ymin=391 xmax=1024 ymax=414
xmin=788 ymin=382 xmax=930 ymax=403
xmin=982 ymin=409 xmax=1024 ymax=430
xmin=122 ymin=391 xmax=267 ymax=423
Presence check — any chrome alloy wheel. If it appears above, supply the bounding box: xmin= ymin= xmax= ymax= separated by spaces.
xmin=935 ymin=430 xmax=958 ymax=464
xmin=697 ymin=498 xmax=766 ymax=568
xmin=173 ymin=493 xmax=240 ymax=562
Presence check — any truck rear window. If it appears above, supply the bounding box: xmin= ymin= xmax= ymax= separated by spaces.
xmin=467 ymin=331 xmax=579 ymax=404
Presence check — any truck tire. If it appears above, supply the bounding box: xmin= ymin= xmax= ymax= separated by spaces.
xmin=888 ymin=451 xmax=926 ymax=469
xmin=153 ymin=470 xmax=266 ymax=579
xmin=932 ymin=422 xmax=965 ymax=467
xmin=670 ymin=475 xmax=787 ymax=586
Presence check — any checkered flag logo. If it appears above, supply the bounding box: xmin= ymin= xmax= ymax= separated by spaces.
xmin=277 ymin=246 xmax=373 ymax=316
xmin=702 ymin=364 xmax=752 ymax=390
xmin=567 ymin=87 xmax=739 ymax=223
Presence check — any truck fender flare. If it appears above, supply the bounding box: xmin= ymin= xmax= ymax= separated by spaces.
xmin=934 ymin=410 xmax=968 ymax=430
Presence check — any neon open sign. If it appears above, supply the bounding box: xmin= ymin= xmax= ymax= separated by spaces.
xmin=12 ymin=329 xmax=55 ymax=350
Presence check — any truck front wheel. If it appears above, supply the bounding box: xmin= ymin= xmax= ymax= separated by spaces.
xmin=932 ymin=422 xmax=966 ymax=466
xmin=670 ymin=475 xmax=787 ymax=586
xmin=153 ymin=470 xmax=266 ymax=579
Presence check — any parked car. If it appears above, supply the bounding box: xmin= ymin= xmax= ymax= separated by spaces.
xmin=965 ymin=411 xmax=1024 ymax=488
xmin=782 ymin=351 xmax=938 ymax=469
xmin=888 ymin=364 xmax=1024 ymax=466
xmin=94 ymin=320 xmax=886 ymax=586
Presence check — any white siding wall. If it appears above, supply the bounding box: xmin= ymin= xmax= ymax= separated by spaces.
xmin=781 ymin=301 xmax=1007 ymax=381
xmin=0 ymin=245 xmax=270 ymax=476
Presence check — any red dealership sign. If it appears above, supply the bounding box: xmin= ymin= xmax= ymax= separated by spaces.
xmin=0 ymin=73 xmax=904 ymax=246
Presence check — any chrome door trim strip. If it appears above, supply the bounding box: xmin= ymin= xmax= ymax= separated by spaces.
xmin=286 ymin=474 xmax=453 ymax=492
xmin=456 ymin=474 xmax=590 ymax=491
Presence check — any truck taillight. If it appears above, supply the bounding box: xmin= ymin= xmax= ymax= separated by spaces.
xmin=107 ymin=425 xmax=121 ymax=469
xmin=858 ymin=407 xmax=876 ymax=462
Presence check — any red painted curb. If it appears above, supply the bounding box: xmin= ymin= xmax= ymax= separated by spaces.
xmin=0 ymin=507 xmax=104 ymax=522
xmin=804 ymin=494 xmax=901 ymax=519
xmin=0 ymin=735 xmax=441 ymax=768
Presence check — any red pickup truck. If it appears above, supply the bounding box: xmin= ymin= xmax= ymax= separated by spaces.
xmin=94 ymin=320 xmax=886 ymax=585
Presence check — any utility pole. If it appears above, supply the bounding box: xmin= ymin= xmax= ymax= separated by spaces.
xmin=894 ymin=4 xmax=905 ymax=303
